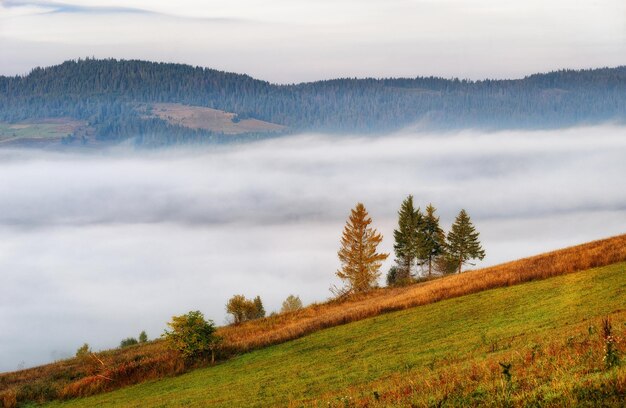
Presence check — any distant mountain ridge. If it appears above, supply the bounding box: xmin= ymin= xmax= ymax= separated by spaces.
xmin=0 ymin=58 xmax=625 ymax=146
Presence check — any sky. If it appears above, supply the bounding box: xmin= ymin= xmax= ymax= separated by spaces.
xmin=1 ymin=126 xmax=626 ymax=371
xmin=1 ymin=0 xmax=625 ymax=82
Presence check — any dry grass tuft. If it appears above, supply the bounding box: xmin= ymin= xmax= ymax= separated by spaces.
xmin=0 ymin=389 xmax=17 ymax=408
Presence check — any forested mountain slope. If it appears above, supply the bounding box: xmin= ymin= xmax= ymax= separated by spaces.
xmin=1 ymin=59 xmax=625 ymax=145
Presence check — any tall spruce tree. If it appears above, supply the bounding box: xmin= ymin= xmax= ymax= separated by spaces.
xmin=418 ymin=204 xmax=447 ymax=277
xmin=393 ymin=195 xmax=422 ymax=282
xmin=446 ymin=209 xmax=485 ymax=274
xmin=336 ymin=203 xmax=389 ymax=294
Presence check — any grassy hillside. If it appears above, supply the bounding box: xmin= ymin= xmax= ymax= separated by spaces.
xmin=219 ymin=233 xmax=626 ymax=353
xmin=0 ymin=120 xmax=89 ymax=146
xmin=1 ymin=234 xmax=625 ymax=406
xmin=139 ymin=103 xmax=286 ymax=134
xmin=46 ymin=262 xmax=626 ymax=407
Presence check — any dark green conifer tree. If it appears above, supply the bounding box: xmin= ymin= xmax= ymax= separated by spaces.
xmin=418 ymin=204 xmax=447 ymax=277
xmin=253 ymin=295 xmax=266 ymax=319
xmin=386 ymin=265 xmax=399 ymax=286
xmin=392 ymin=195 xmax=422 ymax=282
xmin=446 ymin=209 xmax=485 ymax=274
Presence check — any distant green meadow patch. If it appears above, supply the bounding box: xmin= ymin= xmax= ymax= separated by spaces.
xmin=0 ymin=121 xmax=85 ymax=143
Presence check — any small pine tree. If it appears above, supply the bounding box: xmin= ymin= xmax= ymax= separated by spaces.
xmin=253 ymin=296 xmax=266 ymax=319
xmin=138 ymin=331 xmax=148 ymax=343
xmin=386 ymin=265 xmax=399 ymax=286
xmin=446 ymin=209 xmax=485 ymax=273
xmin=417 ymin=204 xmax=446 ymax=277
xmin=336 ymin=203 xmax=389 ymax=294
xmin=75 ymin=343 xmax=90 ymax=357
xmin=393 ymin=195 xmax=422 ymax=281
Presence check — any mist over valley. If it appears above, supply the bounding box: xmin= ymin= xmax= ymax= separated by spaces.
xmin=1 ymin=126 xmax=625 ymax=371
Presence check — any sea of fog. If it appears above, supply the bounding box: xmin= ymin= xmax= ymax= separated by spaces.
xmin=1 ymin=126 xmax=626 ymax=372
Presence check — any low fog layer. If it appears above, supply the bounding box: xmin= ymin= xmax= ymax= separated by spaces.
xmin=1 ymin=126 xmax=626 ymax=372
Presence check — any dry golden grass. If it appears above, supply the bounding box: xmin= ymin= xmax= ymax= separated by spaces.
xmin=0 ymin=341 xmax=178 ymax=406
xmin=140 ymin=103 xmax=286 ymax=134
xmin=219 ymin=233 xmax=626 ymax=352
xmin=1 ymin=233 xmax=625 ymax=405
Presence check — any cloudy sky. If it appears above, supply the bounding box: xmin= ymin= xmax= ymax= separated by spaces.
xmin=1 ymin=0 xmax=625 ymax=82
xmin=1 ymin=127 xmax=626 ymax=371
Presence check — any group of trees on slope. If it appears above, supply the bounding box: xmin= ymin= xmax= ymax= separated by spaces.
xmin=160 ymin=293 xmax=305 ymax=364
xmin=224 ymin=293 xmax=304 ymax=324
xmin=391 ymin=196 xmax=485 ymax=280
xmin=78 ymin=292 xmax=304 ymax=365
xmin=225 ymin=295 xmax=266 ymax=324
xmin=2 ymin=59 xmax=625 ymax=145
xmin=335 ymin=198 xmax=485 ymax=294
xmin=153 ymin=198 xmax=485 ymax=364
xmin=73 ymin=198 xmax=483 ymax=367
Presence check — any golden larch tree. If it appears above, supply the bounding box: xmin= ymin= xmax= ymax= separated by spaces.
xmin=336 ymin=203 xmax=389 ymax=294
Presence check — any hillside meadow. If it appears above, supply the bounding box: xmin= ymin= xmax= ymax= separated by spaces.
xmin=44 ymin=261 xmax=626 ymax=407
xmin=1 ymin=234 xmax=625 ymax=406
xmin=0 ymin=120 xmax=87 ymax=146
xmin=139 ymin=103 xmax=286 ymax=135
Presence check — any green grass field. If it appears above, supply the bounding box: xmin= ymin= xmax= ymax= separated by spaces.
xmin=0 ymin=123 xmax=62 ymax=140
xmin=49 ymin=263 xmax=626 ymax=407
xmin=0 ymin=121 xmax=86 ymax=144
